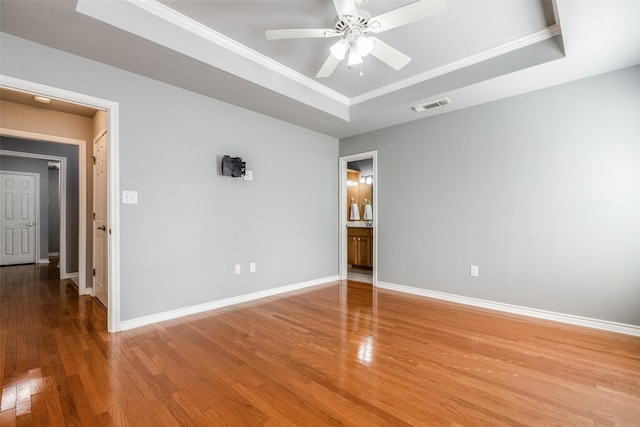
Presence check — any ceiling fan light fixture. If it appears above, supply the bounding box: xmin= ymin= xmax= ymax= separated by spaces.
xmin=330 ymin=39 xmax=349 ymax=60
xmin=356 ymin=36 xmax=374 ymax=57
xmin=266 ymin=0 xmax=447 ymax=78
xmin=347 ymin=47 xmax=363 ymax=66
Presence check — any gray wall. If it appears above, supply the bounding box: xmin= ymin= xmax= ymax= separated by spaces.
xmin=341 ymin=65 xmax=640 ymax=326
xmin=49 ymin=167 xmax=60 ymax=254
xmin=0 ymin=155 xmax=49 ymax=260
xmin=0 ymin=138 xmax=80 ymax=272
xmin=1 ymin=33 xmax=339 ymax=322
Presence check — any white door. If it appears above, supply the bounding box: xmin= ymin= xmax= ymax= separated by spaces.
xmin=93 ymin=132 xmax=108 ymax=307
xmin=1 ymin=172 xmax=38 ymax=265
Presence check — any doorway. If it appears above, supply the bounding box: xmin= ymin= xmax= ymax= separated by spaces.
xmin=339 ymin=151 xmax=377 ymax=285
xmin=0 ymin=74 xmax=121 ymax=332
xmin=0 ymin=148 xmax=75 ymax=279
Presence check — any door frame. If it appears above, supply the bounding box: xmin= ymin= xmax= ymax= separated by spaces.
xmin=339 ymin=151 xmax=378 ymax=285
xmin=0 ymin=170 xmax=39 ymax=265
xmin=92 ymin=128 xmax=108 ymax=307
xmin=1 ymin=151 xmax=68 ymax=272
xmin=0 ymin=74 xmax=121 ymax=333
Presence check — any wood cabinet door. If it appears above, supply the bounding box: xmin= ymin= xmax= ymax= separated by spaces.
xmin=347 ymin=235 xmax=358 ymax=266
xmin=359 ymin=236 xmax=372 ymax=267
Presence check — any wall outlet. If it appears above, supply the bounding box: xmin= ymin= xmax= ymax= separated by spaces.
xmin=122 ymin=190 xmax=138 ymax=204
xmin=470 ymin=265 xmax=479 ymax=277
xmin=235 ymin=264 xmax=241 ymax=275
xmin=249 ymin=262 xmax=256 ymax=273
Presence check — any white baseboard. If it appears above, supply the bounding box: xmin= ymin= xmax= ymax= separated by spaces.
xmin=119 ymin=275 xmax=340 ymax=332
xmin=61 ymin=272 xmax=80 ymax=285
xmin=48 ymin=252 xmax=60 ymax=257
xmin=376 ymin=281 xmax=640 ymax=337
xmin=38 ymin=258 xmax=50 ymax=264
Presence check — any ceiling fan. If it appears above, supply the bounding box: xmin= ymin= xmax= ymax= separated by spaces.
xmin=265 ymin=0 xmax=446 ymax=78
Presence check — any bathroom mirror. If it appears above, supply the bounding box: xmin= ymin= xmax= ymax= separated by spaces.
xmin=346 ymin=159 xmax=373 ymax=223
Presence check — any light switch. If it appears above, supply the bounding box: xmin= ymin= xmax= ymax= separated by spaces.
xmin=249 ymin=262 xmax=256 ymax=273
xmin=243 ymin=170 xmax=253 ymax=181
xmin=122 ymin=190 xmax=138 ymax=204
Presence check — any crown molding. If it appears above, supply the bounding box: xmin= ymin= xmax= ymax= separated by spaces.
xmin=76 ymin=0 xmax=562 ymax=122
xmin=128 ymin=0 xmax=350 ymax=106
xmin=350 ymin=24 xmax=562 ymax=106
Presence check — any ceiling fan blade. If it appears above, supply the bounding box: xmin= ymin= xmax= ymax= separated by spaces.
xmin=316 ymin=55 xmax=341 ymax=78
xmin=333 ymin=0 xmax=358 ymax=18
xmin=369 ymin=37 xmax=411 ymax=70
xmin=369 ymin=0 xmax=446 ymax=33
xmin=265 ymin=29 xmax=338 ymax=40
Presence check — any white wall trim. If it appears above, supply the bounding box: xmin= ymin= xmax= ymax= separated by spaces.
xmin=119 ymin=275 xmax=339 ymax=331
xmin=75 ymin=0 xmax=349 ymax=120
xmin=339 ymin=151 xmax=378 ymax=284
xmin=351 ymin=24 xmax=562 ymax=105
xmin=126 ymin=0 xmax=349 ymax=105
xmin=39 ymin=258 xmax=50 ymax=264
xmin=0 ymin=128 xmax=84 ymax=146
xmin=376 ymin=281 xmax=640 ymax=337
xmin=75 ymin=0 xmax=561 ymax=115
xmin=0 ymin=74 xmax=121 ymax=333
xmin=67 ymin=273 xmax=80 ymax=290
xmin=64 ymin=272 xmax=80 ymax=283
xmin=0 ymin=149 xmax=70 ymax=281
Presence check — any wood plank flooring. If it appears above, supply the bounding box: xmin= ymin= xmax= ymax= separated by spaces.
xmin=1 ymin=261 xmax=639 ymax=426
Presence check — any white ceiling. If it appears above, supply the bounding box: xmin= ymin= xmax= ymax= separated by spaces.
xmin=1 ymin=0 xmax=639 ymax=138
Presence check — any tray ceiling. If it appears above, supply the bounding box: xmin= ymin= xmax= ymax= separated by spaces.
xmin=1 ymin=1 xmax=639 ymax=138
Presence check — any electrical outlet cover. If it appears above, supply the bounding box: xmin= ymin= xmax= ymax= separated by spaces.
xmin=122 ymin=190 xmax=138 ymax=204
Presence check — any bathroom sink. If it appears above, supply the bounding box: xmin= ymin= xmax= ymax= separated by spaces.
xmin=347 ymin=221 xmax=374 ymax=228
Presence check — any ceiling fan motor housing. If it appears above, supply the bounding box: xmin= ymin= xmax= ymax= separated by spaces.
xmin=335 ymin=15 xmax=369 ymax=34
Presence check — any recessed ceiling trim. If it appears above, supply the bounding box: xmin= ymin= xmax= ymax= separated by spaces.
xmin=76 ymin=0 xmax=351 ymax=120
xmin=125 ymin=0 xmax=349 ymax=103
xmin=350 ymin=23 xmax=562 ymax=106
xmin=74 ymin=0 xmax=566 ymax=125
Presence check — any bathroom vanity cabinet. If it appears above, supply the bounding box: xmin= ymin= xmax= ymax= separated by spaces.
xmin=347 ymin=227 xmax=373 ymax=268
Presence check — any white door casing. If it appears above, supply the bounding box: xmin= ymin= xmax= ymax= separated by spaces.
xmin=93 ymin=131 xmax=108 ymax=308
xmin=1 ymin=172 xmax=38 ymax=265
xmin=339 ymin=151 xmax=378 ymax=285
xmin=1 ymin=74 xmax=121 ymax=332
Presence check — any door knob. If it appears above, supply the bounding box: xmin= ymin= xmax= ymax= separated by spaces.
xmin=97 ymin=225 xmax=106 ymax=231
xmin=27 ymin=222 xmax=34 ymax=226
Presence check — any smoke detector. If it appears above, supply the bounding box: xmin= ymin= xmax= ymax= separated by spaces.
xmin=412 ymin=97 xmax=452 ymax=112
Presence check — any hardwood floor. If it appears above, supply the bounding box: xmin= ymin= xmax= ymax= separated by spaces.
xmin=1 ymin=262 xmax=639 ymax=426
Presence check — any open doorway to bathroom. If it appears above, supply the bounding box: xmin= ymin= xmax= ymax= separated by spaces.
xmin=340 ymin=151 xmax=377 ymax=285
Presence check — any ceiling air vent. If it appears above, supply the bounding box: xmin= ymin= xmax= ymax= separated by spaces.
xmin=412 ymin=97 xmax=452 ymax=112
